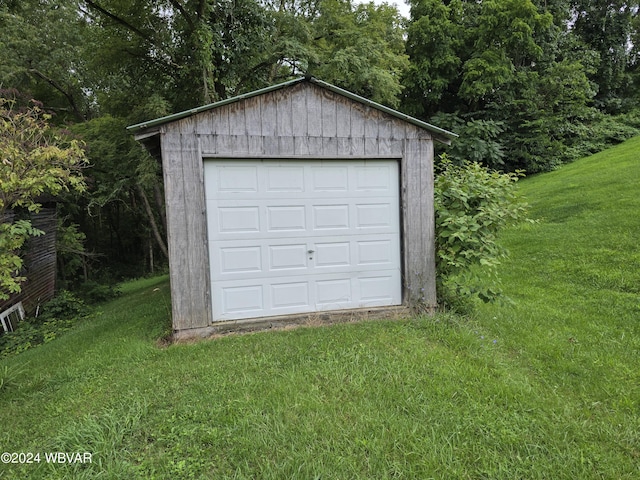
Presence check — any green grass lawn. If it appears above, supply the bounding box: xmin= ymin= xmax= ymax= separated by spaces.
xmin=1 ymin=138 xmax=639 ymax=479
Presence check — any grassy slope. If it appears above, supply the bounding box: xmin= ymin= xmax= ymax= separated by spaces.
xmin=0 ymin=138 xmax=639 ymax=479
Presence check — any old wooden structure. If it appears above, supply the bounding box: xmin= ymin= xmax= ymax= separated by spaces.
xmin=129 ymin=77 xmax=456 ymax=338
xmin=0 ymin=204 xmax=58 ymax=315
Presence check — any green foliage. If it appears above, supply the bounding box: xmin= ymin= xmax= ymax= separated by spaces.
xmin=0 ymin=219 xmax=43 ymax=299
xmin=0 ymin=98 xmax=86 ymax=298
xmin=403 ymin=0 xmax=638 ymax=173
xmin=75 ymin=280 xmax=121 ymax=304
xmin=307 ymin=0 xmax=409 ymax=108
xmin=434 ymin=156 xmax=529 ymax=307
xmin=68 ymin=115 xmax=167 ymax=281
xmin=432 ymin=114 xmax=506 ymax=169
xmin=36 ymin=290 xmax=88 ymax=323
xmin=0 ymin=291 xmax=88 ymax=358
xmin=56 ymin=219 xmax=87 ymax=286
xmin=403 ymin=0 xmax=463 ymax=116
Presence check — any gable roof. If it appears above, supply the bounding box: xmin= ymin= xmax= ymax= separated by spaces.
xmin=127 ymin=77 xmax=457 ymax=145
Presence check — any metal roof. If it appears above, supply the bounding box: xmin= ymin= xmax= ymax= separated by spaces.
xmin=127 ymin=76 xmax=457 ymax=144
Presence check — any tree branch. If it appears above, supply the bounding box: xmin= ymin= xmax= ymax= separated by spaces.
xmin=168 ymin=0 xmax=195 ymax=32
xmin=83 ymin=0 xmax=179 ymax=68
xmin=27 ymin=69 xmax=85 ymax=122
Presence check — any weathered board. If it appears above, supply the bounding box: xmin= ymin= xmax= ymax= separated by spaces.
xmin=0 ymin=205 xmax=57 ymax=314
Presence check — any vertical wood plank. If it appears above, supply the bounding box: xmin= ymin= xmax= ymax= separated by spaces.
xmin=294 ymin=135 xmax=311 ymax=156
xmin=261 ymin=93 xmax=277 ymax=137
xmin=364 ymin=108 xmax=379 ymax=139
xmin=195 ymin=111 xmax=212 ymax=134
xmin=349 ymin=137 xmax=365 ymax=156
xmin=217 ymin=135 xmax=233 ymax=155
xmin=378 ymin=116 xmax=393 ymax=156
xmin=420 ymin=139 xmax=437 ymax=307
xmin=244 ymin=96 xmax=262 ymax=136
xmin=160 ymin=131 xmax=190 ymax=331
xmin=402 ymin=138 xmax=423 ymax=308
xmin=198 ymin=134 xmax=217 ymax=156
xmin=391 ymin=118 xmax=406 ymax=141
xmin=321 ymin=137 xmax=338 ymax=157
xmin=211 ymin=105 xmax=230 ymax=136
xmin=337 ymin=137 xmax=351 ymax=156
xmin=279 ymin=136 xmax=294 ymax=154
xmin=307 ymin=137 xmax=323 ymax=156
xmin=276 ymin=89 xmax=293 ymax=137
xmin=350 ymin=102 xmax=366 ymax=138
xmin=179 ymin=121 xmax=212 ymax=329
xmin=364 ymin=137 xmax=379 ymax=156
xmin=307 ymin=86 xmax=322 ymax=137
xmin=241 ymin=87 xmax=263 ymax=156
xmin=228 ymin=101 xmax=245 ymax=136
xmin=263 ymin=135 xmax=280 ymax=155
xmin=292 ymin=84 xmax=308 ymax=137
xmin=321 ymin=89 xmax=337 ymax=138
xmin=335 ymin=98 xmax=351 ymax=137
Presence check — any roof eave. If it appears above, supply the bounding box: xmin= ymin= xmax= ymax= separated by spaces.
xmin=127 ymin=77 xmax=458 ymax=145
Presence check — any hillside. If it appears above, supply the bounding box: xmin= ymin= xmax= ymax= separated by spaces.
xmin=0 ymin=138 xmax=639 ymax=479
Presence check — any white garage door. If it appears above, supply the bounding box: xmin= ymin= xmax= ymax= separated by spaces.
xmin=204 ymin=159 xmax=402 ymax=321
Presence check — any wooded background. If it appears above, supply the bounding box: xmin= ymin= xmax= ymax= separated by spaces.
xmin=2 ymin=0 xmax=638 ymax=287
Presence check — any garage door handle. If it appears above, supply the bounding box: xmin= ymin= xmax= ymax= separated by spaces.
xmin=307 ymin=249 xmax=315 ymax=254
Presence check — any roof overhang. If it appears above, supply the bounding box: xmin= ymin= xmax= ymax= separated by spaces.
xmin=128 ymin=76 xmax=458 ymax=147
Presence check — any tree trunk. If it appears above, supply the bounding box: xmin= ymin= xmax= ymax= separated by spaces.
xmin=137 ymin=184 xmax=169 ymax=260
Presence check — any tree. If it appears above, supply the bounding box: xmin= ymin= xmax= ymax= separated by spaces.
xmin=0 ymin=0 xmax=94 ymax=122
xmin=571 ymin=0 xmax=639 ymax=112
xmin=0 ymin=98 xmax=87 ymax=299
xmin=305 ymin=0 xmax=409 ymax=107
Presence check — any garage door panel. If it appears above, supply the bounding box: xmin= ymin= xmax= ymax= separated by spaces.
xmin=215 ymin=165 xmax=259 ymax=193
xmin=314 ymin=242 xmax=350 ymax=267
xmin=219 ymin=246 xmax=262 ymax=274
xmin=357 ymin=239 xmax=393 ymax=265
xmin=311 ymin=166 xmax=349 ymax=191
xmin=266 ymin=166 xmax=305 ymax=192
xmin=356 ymin=203 xmax=394 ymax=228
xmin=267 ymin=205 xmax=306 ymax=231
xmin=312 ymin=204 xmax=349 ymax=230
xmin=315 ymin=278 xmax=352 ymax=307
xmin=269 ymin=244 xmax=308 ymax=271
xmin=357 ymin=274 xmax=400 ymax=304
xmin=271 ymin=282 xmax=310 ymax=309
xmin=205 ymin=160 xmax=401 ymax=321
xmin=220 ymin=284 xmax=264 ymax=314
xmin=216 ymin=206 xmax=260 ymax=233
xmin=355 ymin=165 xmax=393 ymax=191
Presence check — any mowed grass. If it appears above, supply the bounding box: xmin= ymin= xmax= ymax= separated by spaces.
xmin=1 ymin=138 xmax=639 ymax=479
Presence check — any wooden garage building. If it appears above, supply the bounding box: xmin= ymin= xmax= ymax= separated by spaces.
xmin=129 ymin=77 xmax=456 ymax=338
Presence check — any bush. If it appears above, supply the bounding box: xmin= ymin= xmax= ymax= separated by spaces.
xmin=0 ymin=291 xmax=88 ymax=358
xmin=76 ymin=280 xmax=121 ymax=304
xmin=36 ymin=290 xmax=88 ymax=322
xmin=434 ymin=155 xmax=529 ymax=309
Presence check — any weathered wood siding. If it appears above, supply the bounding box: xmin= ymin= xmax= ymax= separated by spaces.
xmin=160 ymin=81 xmax=436 ymax=332
xmin=0 ymin=206 xmax=57 ymax=314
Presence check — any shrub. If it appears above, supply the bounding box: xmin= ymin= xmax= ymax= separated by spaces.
xmin=0 ymin=291 xmax=88 ymax=358
xmin=36 ymin=290 xmax=88 ymax=322
xmin=76 ymin=280 xmax=121 ymax=304
xmin=434 ymin=155 xmax=529 ymax=309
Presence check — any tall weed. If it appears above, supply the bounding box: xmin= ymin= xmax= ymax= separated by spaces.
xmin=435 ymin=155 xmax=529 ymax=308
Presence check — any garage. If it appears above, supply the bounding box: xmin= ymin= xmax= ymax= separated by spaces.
xmin=129 ymin=77 xmax=456 ymax=338
xmin=205 ymin=159 xmax=401 ymax=321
